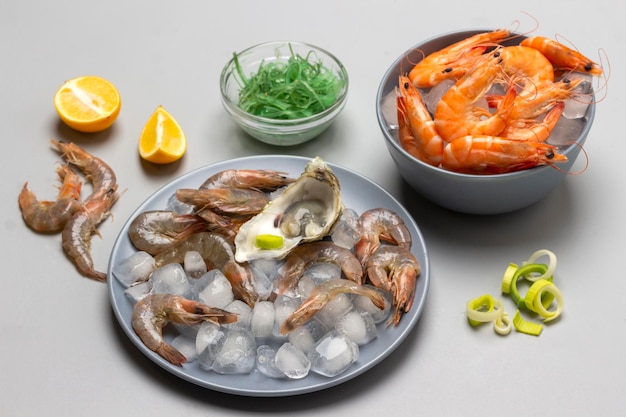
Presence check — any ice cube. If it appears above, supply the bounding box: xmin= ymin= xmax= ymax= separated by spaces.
xmin=166 ymin=193 xmax=194 ymax=214
xmin=113 ymin=251 xmax=155 ymax=286
xmin=295 ymin=274 xmax=317 ymax=299
xmin=124 ymin=280 xmax=152 ymax=302
xmin=335 ymin=310 xmax=377 ymax=345
xmin=184 ymin=251 xmax=207 ymax=279
xmin=193 ymin=270 xmax=234 ymax=308
xmin=353 ymin=285 xmax=392 ymax=323
xmin=210 ymin=329 xmax=256 ymax=375
xmin=223 ymin=300 xmax=252 ymax=329
xmin=274 ymin=342 xmax=311 ymax=379
xmin=250 ymin=301 xmax=275 ymax=339
xmin=562 ymin=73 xmax=593 ymax=119
xmin=273 ymin=295 xmax=301 ymax=338
xmin=548 ymin=116 xmax=586 ymax=147
xmin=171 ymin=334 xmax=198 ymax=363
xmin=255 ymin=345 xmax=286 ymax=379
xmin=150 ymin=263 xmax=191 ymax=297
xmin=331 ymin=208 xmax=363 ymax=249
xmin=380 ymin=90 xmax=398 ymax=127
xmin=315 ymin=293 xmax=353 ymax=328
xmin=287 ymin=317 xmax=329 ymax=354
xmin=247 ymin=263 xmax=274 ymax=301
xmin=309 ymin=330 xmax=359 ymax=377
xmin=423 ymin=78 xmax=455 ymax=114
xmin=196 ymin=321 xmax=226 ymax=370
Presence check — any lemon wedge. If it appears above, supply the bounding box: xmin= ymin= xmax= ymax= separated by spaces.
xmin=54 ymin=75 xmax=121 ymax=133
xmin=255 ymin=234 xmax=284 ymax=250
xmin=138 ymin=105 xmax=187 ymax=164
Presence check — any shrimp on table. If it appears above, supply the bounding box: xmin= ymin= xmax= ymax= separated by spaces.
xmin=50 ymin=139 xmax=117 ymax=201
xmin=62 ymin=188 xmax=119 ymax=282
xmin=434 ymin=49 xmax=517 ymax=143
xmin=441 ymin=135 xmax=568 ymax=174
xmin=353 ymin=208 xmax=412 ymax=269
xmin=396 ymin=76 xmax=443 ymax=166
xmin=408 ymin=29 xmax=511 ymax=89
xmin=128 ymin=210 xmax=211 ymax=255
xmin=366 ymin=245 xmax=420 ymax=325
xmin=520 ymin=36 xmax=603 ymax=76
xmin=18 ymin=164 xmax=83 ymax=233
xmin=199 ymin=169 xmax=294 ymax=190
xmin=279 ymin=278 xmax=386 ymax=334
xmin=132 ymin=293 xmax=238 ymax=366
xmin=175 ymin=188 xmax=270 ymax=215
xmin=273 ymin=241 xmax=364 ymax=296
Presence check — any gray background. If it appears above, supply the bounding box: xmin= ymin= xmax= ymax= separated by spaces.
xmin=1 ymin=1 xmax=624 ymax=416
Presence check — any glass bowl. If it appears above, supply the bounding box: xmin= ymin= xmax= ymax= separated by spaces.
xmin=220 ymin=41 xmax=349 ymax=146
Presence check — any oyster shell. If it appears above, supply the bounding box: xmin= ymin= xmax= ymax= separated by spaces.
xmin=234 ymin=157 xmax=343 ymax=263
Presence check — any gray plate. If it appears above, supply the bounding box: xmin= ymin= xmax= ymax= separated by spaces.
xmin=107 ymin=155 xmax=430 ymax=397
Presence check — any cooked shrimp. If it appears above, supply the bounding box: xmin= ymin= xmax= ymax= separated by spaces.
xmin=50 ymin=139 xmax=117 ymax=201
xmin=18 ymin=165 xmax=83 ymax=233
xmin=441 ymin=135 xmax=568 ymax=174
xmin=366 ymin=245 xmax=420 ymax=325
xmin=354 ymin=208 xmax=412 ymax=268
xmin=128 ymin=210 xmax=210 ymax=255
xmin=434 ymin=50 xmax=517 ymax=143
xmin=274 ymin=241 xmax=364 ymax=295
xmin=500 ymin=101 xmax=565 ymax=142
xmin=409 ymin=29 xmax=511 ymax=88
xmin=279 ymin=278 xmax=385 ymax=334
xmin=199 ymin=169 xmax=294 ymax=190
xmin=499 ymin=45 xmax=555 ymax=86
xmin=132 ymin=293 xmax=238 ymax=366
xmin=61 ymin=188 xmax=119 ymax=282
xmin=153 ymin=232 xmax=261 ymax=305
xmin=520 ymin=36 xmax=603 ymax=76
xmin=175 ymin=188 xmax=269 ymax=215
xmin=397 ymin=76 xmax=443 ymax=166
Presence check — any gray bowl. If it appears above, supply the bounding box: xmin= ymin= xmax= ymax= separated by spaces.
xmin=376 ymin=30 xmax=595 ymax=215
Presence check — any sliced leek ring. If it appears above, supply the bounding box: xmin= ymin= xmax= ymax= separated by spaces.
xmin=523 ymin=249 xmax=557 ymax=282
xmin=501 ymin=262 xmax=518 ymax=295
xmin=525 ymin=279 xmax=564 ymax=322
xmin=508 ymin=263 xmax=551 ymax=309
xmin=494 ymin=312 xmax=512 ymax=335
xmin=513 ymin=310 xmax=543 ymax=336
xmin=466 ymin=294 xmax=500 ymax=325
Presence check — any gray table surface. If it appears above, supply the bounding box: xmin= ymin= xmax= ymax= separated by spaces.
xmin=2 ymin=1 xmax=624 ymax=416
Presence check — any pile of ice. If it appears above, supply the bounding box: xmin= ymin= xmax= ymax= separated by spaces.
xmin=113 ymin=209 xmax=394 ymax=380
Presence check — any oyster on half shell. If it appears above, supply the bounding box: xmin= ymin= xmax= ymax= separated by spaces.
xmin=234 ymin=157 xmax=343 ymax=263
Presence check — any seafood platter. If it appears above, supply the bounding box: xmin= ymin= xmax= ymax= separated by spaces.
xmin=107 ymin=155 xmax=430 ymax=396
xmin=376 ymin=29 xmax=601 ymax=214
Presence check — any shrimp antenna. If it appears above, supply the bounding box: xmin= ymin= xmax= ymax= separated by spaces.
xmin=549 ymin=141 xmax=588 ymax=175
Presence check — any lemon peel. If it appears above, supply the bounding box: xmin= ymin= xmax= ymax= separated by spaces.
xmin=255 ymin=234 xmax=284 ymax=250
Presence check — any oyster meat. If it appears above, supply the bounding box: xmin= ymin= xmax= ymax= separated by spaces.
xmin=234 ymin=157 xmax=343 ymax=263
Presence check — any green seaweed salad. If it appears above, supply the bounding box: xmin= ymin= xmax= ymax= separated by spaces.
xmin=233 ymin=45 xmax=345 ymax=120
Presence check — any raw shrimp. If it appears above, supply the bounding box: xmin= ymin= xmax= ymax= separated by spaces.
xmin=132 ymin=293 xmax=238 ymax=366
xmin=153 ymin=232 xmax=261 ymax=305
xmin=50 ymin=139 xmax=117 ymax=201
xmin=353 ymin=208 xmax=412 ymax=268
xmin=366 ymin=245 xmax=420 ymax=325
xmin=199 ymin=169 xmax=294 ymax=190
xmin=397 ymin=76 xmax=443 ymax=166
xmin=520 ymin=36 xmax=603 ymax=76
xmin=175 ymin=188 xmax=269 ymax=215
xmin=128 ymin=210 xmax=210 ymax=255
xmin=279 ymin=278 xmax=386 ymax=334
xmin=441 ymin=135 xmax=568 ymax=174
xmin=409 ymin=29 xmax=511 ymax=89
xmin=18 ymin=165 xmax=83 ymax=233
xmin=62 ymin=188 xmax=119 ymax=282
xmin=274 ymin=241 xmax=364 ymax=295
xmin=434 ymin=50 xmax=517 ymax=143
